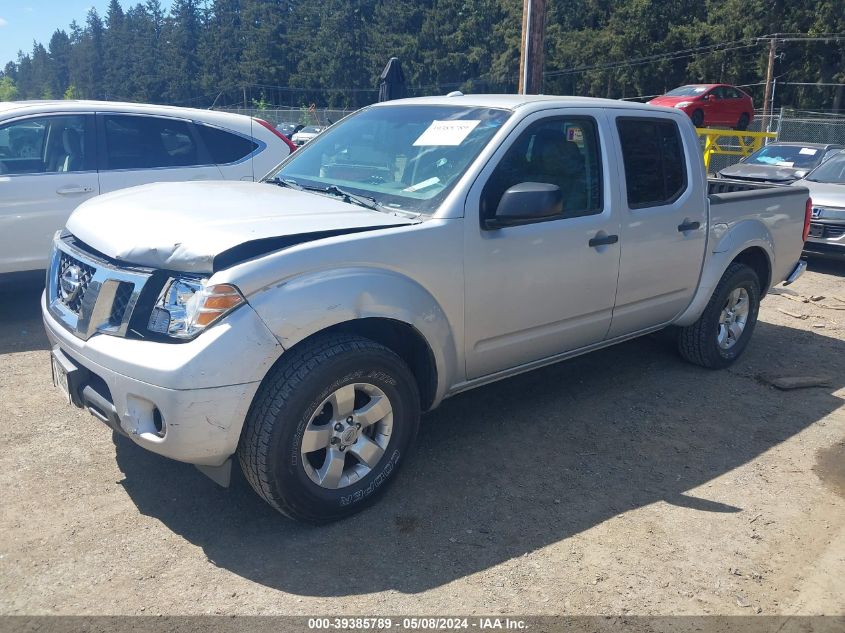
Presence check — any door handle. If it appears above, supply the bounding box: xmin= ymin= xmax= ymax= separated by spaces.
xmin=56 ymin=186 xmax=94 ymax=195
xmin=589 ymin=234 xmax=619 ymax=248
xmin=678 ymin=220 xmax=701 ymax=232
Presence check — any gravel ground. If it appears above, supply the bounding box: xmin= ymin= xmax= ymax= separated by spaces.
xmin=0 ymin=261 xmax=843 ymax=617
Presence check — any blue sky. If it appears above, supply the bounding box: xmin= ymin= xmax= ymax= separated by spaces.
xmin=0 ymin=1 xmax=172 ymax=68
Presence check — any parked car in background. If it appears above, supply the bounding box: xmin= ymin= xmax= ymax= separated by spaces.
xmin=793 ymin=150 xmax=845 ymax=259
xmin=648 ymin=84 xmax=754 ymax=130
xmin=43 ymin=94 xmax=810 ymax=522
xmin=0 ymin=100 xmax=296 ymax=274
xmin=291 ymin=124 xmax=325 ymax=145
xmin=276 ymin=121 xmax=304 ymax=138
xmin=717 ymin=142 xmax=844 ymax=184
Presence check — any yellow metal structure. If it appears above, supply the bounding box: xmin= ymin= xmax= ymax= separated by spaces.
xmin=696 ymin=128 xmax=777 ymax=171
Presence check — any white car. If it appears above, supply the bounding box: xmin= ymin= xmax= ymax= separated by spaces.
xmin=290 ymin=125 xmax=325 ymax=145
xmin=0 ymin=100 xmax=296 ymax=274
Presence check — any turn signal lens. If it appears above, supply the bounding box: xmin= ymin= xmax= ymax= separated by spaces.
xmin=201 ymin=287 xmax=243 ymax=310
xmin=192 ymin=284 xmax=244 ymax=329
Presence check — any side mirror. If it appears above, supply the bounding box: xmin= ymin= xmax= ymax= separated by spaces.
xmin=485 ymin=182 xmax=563 ymax=229
xmin=701 ymin=94 xmax=710 ymax=101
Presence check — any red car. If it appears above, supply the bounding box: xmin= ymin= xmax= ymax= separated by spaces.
xmin=648 ymin=84 xmax=754 ymax=130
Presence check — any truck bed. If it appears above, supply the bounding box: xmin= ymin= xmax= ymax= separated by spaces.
xmin=706 ymin=177 xmax=809 ymax=289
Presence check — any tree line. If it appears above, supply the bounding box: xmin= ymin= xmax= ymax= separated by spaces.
xmin=1 ymin=0 xmax=843 ymax=111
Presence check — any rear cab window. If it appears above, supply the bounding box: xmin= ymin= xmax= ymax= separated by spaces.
xmin=616 ymin=117 xmax=687 ymax=208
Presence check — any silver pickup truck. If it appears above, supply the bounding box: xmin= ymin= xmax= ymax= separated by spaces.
xmin=43 ymin=95 xmax=811 ymax=522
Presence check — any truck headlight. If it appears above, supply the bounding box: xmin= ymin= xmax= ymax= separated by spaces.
xmin=147 ymin=278 xmax=244 ymax=339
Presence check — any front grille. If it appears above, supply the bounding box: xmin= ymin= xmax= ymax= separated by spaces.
xmin=48 ymin=237 xmax=151 ymax=340
xmin=57 ymin=252 xmax=96 ymax=314
xmin=809 ymin=223 xmax=845 ymax=239
xmin=109 ymin=282 xmax=135 ymax=326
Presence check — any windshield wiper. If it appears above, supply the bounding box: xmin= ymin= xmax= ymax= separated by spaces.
xmin=300 ymin=183 xmax=382 ymax=212
xmin=265 ymin=177 xmax=304 ymax=190
xmin=267 ymin=178 xmax=407 ymax=216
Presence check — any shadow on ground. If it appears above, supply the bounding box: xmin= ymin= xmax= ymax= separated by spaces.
xmin=113 ymin=318 xmax=845 ymax=596
xmin=0 ymin=272 xmax=49 ymax=354
xmin=806 ymin=256 xmax=845 ymax=277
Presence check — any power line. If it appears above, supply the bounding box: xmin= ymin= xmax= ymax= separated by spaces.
xmin=543 ymin=40 xmax=759 ymax=78
xmin=757 ymin=33 xmax=845 ymax=42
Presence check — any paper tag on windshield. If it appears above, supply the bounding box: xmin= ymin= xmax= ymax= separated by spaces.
xmin=799 ymin=148 xmax=818 ymax=155
xmin=414 ymin=120 xmax=481 ymax=146
xmin=403 ymin=177 xmax=440 ymax=192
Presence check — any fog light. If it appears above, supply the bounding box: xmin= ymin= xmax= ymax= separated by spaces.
xmin=152 ymin=407 xmax=165 ymax=437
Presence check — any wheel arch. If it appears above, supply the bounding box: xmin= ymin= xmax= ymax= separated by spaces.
xmin=674 ymin=241 xmax=773 ymax=327
xmin=732 ymin=245 xmax=772 ymax=294
xmin=246 ymin=267 xmax=459 ymax=411
xmin=283 ymin=317 xmax=439 ymax=412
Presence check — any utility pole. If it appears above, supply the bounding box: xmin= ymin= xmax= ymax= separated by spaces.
xmin=762 ymin=37 xmax=777 ymax=125
xmin=518 ymin=0 xmax=547 ymax=94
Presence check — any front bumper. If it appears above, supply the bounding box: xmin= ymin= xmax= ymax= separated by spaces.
xmin=803 ymin=223 xmax=845 ymax=259
xmin=43 ymin=294 xmax=283 ymax=466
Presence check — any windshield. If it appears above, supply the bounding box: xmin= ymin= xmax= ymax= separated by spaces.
xmin=267 ymin=105 xmax=512 ymax=214
xmin=806 ymin=152 xmax=845 ymax=183
xmin=745 ymin=145 xmax=825 ymax=169
xmin=665 ymin=85 xmax=708 ymax=97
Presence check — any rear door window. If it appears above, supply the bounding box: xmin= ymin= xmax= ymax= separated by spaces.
xmin=195 ymin=124 xmax=258 ymax=164
xmin=617 ymin=118 xmax=687 ymax=208
xmin=102 ymin=115 xmax=199 ymax=170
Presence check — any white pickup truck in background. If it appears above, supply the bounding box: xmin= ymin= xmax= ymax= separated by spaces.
xmin=43 ymin=94 xmax=811 ymax=522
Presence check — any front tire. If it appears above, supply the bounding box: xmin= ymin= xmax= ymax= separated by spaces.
xmin=238 ymin=334 xmax=420 ymax=523
xmin=678 ymin=263 xmax=761 ymax=369
xmin=691 ymin=110 xmax=704 ymax=128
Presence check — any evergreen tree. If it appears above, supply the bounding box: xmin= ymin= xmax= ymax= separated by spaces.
xmin=103 ymin=0 xmax=129 ymax=100
xmin=47 ymin=30 xmax=72 ymax=99
xmin=1 ymin=0 xmax=844 ymax=110
xmin=163 ymin=0 xmax=203 ymax=104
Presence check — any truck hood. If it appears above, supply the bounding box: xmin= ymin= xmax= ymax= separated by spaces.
xmin=66 ymin=181 xmax=416 ymax=273
xmin=718 ymin=162 xmax=807 ymax=183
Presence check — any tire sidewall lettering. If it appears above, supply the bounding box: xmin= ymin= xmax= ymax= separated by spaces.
xmin=340 ymin=449 xmax=400 ymax=507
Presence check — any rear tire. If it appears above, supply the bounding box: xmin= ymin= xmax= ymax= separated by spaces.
xmin=238 ymin=333 xmax=420 ymax=523
xmin=691 ymin=110 xmax=704 ymax=128
xmin=678 ymin=263 xmax=761 ymax=369
xmin=736 ymin=113 xmax=750 ymax=131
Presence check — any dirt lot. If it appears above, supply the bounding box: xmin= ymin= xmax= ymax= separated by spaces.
xmin=0 ymin=262 xmax=843 ymax=617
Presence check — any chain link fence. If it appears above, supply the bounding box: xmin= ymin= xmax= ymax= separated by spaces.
xmin=775 ymin=109 xmax=845 ymax=145
xmin=706 ymin=109 xmax=845 ymax=175
xmin=215 ymin=106 xmax=357 ymax=127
